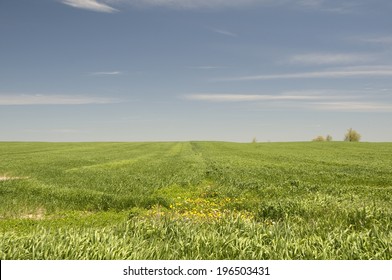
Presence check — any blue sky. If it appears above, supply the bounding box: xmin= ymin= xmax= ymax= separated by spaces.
xmin=1 ymin=0 xmax=392 ymax=142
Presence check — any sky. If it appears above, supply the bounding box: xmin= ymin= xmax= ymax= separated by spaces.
xmin=1 ymin=0 xmax=392 ymax=142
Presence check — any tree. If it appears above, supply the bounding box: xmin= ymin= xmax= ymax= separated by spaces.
xmin=312 ymin=135 xmax=333 ymax=142
xmin=312 ymin=136 xmax=325 ymax=142
xmin=344 ymin=128 xmax=361 ymax=142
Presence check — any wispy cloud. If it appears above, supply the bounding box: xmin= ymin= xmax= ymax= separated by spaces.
xmin=217 ymin=66 xmax=392 ymax=81
xmin=296 ymin=0 xmax=361 ymax=14
xmin=311 ymin=102 xmax=392 ymax=112
xmin=126 ymin=0 xmax=263 ymax=9
xmin=288 ymin=53 xmax=375 ymax=65
xmin=89 ymin=71 xmax=122 ymax=76
xmin=119 ymin=0 xmax=359 ymax=13
xmin=58 ymin=0 xmax=365 ymax=14
xmin=62 ymin=0 xmax=118 ymax=13
xmin=211 ymin=28 xmax=237 ymax=37
xmin=184 ymin=93 xmax=333 ymax=102
xmin=189 ymin=66 xmax=225 ymax=70
xmin=356 ymin=36 xmax=392 ymax=44
xmin=0 ymin=94 xmax=120 ymax=105
xmin=183 ymin=90 xmax=392 ymax=112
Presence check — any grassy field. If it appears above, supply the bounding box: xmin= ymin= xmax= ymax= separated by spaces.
xmin=0 ymin=141 xmax=391 ymax=259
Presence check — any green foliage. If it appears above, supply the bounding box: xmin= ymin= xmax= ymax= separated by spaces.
xmin=1 ymin=141 xmax=392 ymax=259
xmin=344 ymin=128 xmax=361 ymax=142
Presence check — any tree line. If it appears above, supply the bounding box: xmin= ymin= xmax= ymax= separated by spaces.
xmin=312 ymin=128 xmax=361 ymax=142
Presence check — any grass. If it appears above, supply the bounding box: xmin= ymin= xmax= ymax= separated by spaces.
xmin=0 ymin=141 xmax=391 ymax=259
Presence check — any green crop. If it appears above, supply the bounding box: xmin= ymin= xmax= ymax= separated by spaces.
xmin=0 ymin=141 xmax=391 ymax=259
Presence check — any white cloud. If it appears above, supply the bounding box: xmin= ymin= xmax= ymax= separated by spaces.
xmin=59 ymin=0 xmax=364 ymax=13
xmin=89 ymin=71 xmax=122 ymax=75
xmin=126 ymin=0 xmax=264 ymax=9
xmin=116 ymin=0 xmax=357 ymax=13
xmin=62 ymin=0 xmax=118 ymax=13
xmin=184 ymin=93 xmax=330 ymax=102
xmin=211 ymin=28 xmax=237 ymax=37
xmin=311 ymin=102 xmax=392 ymax=112
xmin=183 ymin=90 xmax=392 ymax=112
xmin=189 ymin=66 xmax=224 ymax=70
xmin=297 ymin=0 xmax=360 ymax=14
xmin=289 ymin=53 xmax=375 ymax=65
xmin=0 ymin=94 xmax=120 ymax=105
xmin=217 ymin=66 xmax=392 ymax=81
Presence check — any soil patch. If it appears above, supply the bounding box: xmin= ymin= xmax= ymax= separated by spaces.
xmin=20 ymin=208 xmax=46 ymax=220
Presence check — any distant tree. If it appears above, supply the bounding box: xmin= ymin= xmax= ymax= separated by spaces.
xmin=344 ymin=128 xmax=361 ymax=142
xmin=312 ymin=136 xmax=325 ymax=142
xmin=326 ymin=135 xmax=333 ymax=142
xmin=252 ymin=137 xmax=257 ymax=144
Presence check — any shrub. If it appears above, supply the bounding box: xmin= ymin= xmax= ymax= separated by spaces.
xmin=326 ymin=135 xmax=333 ymax=141
xmin=312 ymin=136 xmax=325 ymax=142
xmin=344 ymin=128 xmax=361 ymax=142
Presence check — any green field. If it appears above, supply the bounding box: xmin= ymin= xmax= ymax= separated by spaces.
xmin=0 ymin=142 xmax=391 ymax=259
